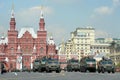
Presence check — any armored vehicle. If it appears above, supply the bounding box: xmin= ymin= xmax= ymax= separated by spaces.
xmin=33 ymin=57 xmax=47 ymax=72
xmin=45 ymin=59 xmax=61 ymax=73
xmin=66 ymin=59 xmax=80 ymax=72
xmin=80 ymin=56 xmax=96 ymax=72
xmin=97 ymin=57 xmax=115 ymax=73
xmin=33 ymin=59 xmax=40 ymax=72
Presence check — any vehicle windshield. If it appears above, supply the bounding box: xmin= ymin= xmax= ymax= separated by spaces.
xmin=71 ymin=60 xmax=79 ymax=63
xmin=86 ymin=59 xmax=96 ymax=62
xmin=34 ymin=60 xmax=40 ymax=64
xmin=41 ymin=59 xmax=47 ymax=62
xmin=102 ymin=61 xmax=113 ymax=64
xmin=48 ymin=59 xmax=59 ymax=64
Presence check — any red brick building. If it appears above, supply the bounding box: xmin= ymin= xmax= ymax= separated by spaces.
xmin=0 ymin=7 xmax=57 ymax=71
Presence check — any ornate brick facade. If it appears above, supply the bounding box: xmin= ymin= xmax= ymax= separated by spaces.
xmin=0 ymin=8 xmax=57 ymax=71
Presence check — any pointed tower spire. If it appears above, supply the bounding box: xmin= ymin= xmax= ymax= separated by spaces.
xmin=11 ymin=3 xmax=14 ymax=18
xmin=10 ymin=2 xmax=16 ymax=31
xmin=40 ymin=6 xmax=44 ymax=19
xmin=39 ymin=6 xmax=45 ymax=31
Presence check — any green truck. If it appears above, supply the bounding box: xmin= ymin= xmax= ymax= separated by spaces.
xmin=80 ymin=56 xmax=96 ymax=72
xmin=97 ymin=57 xmax=115 ymax=73
xmin=45 ymin=58 xmax=61 ymax=73
xmin=66 ymin=59 xmax=80 ymax=72
xmin=33 ymin=57 xmax=47 ymax=72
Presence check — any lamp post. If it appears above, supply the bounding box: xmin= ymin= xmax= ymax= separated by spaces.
xmin=114 ymin=44 xmax=117 ymax=65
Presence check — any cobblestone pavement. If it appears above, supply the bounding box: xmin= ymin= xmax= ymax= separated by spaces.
xmin=0 ymin=71 xmax=120 ymax=80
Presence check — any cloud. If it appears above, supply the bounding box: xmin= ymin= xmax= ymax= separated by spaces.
xmin=17 ymin=6 xmax=53 ymax=18
xmin=94 ymin=6 xmax=113 ymax=15
xmin=29 ymin=6 xmax=53 ymax=15
xmin=16 ymin=6 xmax=54 ymax=29
xmin=90 ymin=0 xmax=120 ymax=18
xmin=113 ymin=0 xmax=120 ymax=6
xmin=90 ymin=6 xmax=113 ymax=19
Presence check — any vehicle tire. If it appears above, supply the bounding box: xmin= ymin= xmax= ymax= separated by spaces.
xmin=92 ymin=69 xmax=96 ymax=72
xmin=67 ymin=69 xmax=72 ymax=72
xmin=102 ymin=68 xmax=105 ymax=73
xmin=33 ymin=69 xmax=36 ymax=72
xmin=80 ymin=66 xmax=86 ymax=72
xmin=67 ymin=67 xmax=72 ymax=72
xmin=108 ymin=71 xmax=111 ymax=73
xmin=112 ymin=70 xmax=115 ymax=73
xmin=38 ymin=68 xmax=41 ymax=72
xmin=56 ymin=69 xmax=61 ymax=73
xmin=46 ymin=67 xmax=50 ymax=73
xmin=98 ymin=69 xmax=101 ymax=73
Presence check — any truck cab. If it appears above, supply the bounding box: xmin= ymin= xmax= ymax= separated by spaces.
xmin=66 ymin=59 xmax=80 ymax=72
xmin=97 ymin=58 xmax=115 ymax=73
xmin=45 ymin=58 xmax=61 ymax=73
xmin=80 ymin=56 xmax=96 ymax=72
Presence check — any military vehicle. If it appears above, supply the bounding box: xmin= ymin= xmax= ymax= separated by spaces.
xmin=45 ymin=58 xmax=61 ymax=73
xmin=66 ymin=58 xmax=80 ymax=72
xmin=33 ymin=57 xmax=47 ymax=72
xmin=0 ymin=61 xmax=7 ymax=74
xmin=33 ymin=59 xmax=40 ymax=72
xmin=80 ymin=56 xmax=96 ymax=72
xmin=97 ymin=57 xmax=115 ymax=73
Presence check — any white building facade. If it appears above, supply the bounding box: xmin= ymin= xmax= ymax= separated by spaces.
xmin=58 ymin=27 xmax=113 ymax=61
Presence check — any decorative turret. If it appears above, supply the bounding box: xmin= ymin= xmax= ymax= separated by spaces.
xmin=48 ymin=35 xmax=55 ymax=45
xmin=37 ymin=5 xmax=47 ymax=57
xmin=39 ymin=6 xmax=45 ymax=31
xmin=10 ymin=3 xmax=16 ymax=31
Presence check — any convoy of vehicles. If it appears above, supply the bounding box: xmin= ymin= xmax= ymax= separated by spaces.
xmin=32 ymin=56 xmax=116 ymax=73
xmin=0 ymin=55 xmax=116 ymax=74
xmin=80 ymin=56 xmax=96 ymax=72
xmin=97 ymin=57 xmax=115 ymax=73
xmin=66 ymin=58 xmax=80 ymax=72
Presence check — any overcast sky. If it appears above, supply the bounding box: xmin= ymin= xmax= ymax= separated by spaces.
xmin=0 ymin=0 xmax=120 ymax=45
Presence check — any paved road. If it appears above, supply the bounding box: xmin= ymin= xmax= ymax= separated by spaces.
xmin=0 ymin=72 xmax=120 ymax=80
